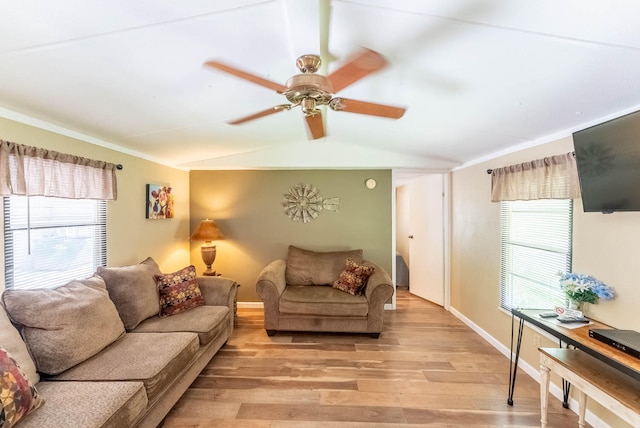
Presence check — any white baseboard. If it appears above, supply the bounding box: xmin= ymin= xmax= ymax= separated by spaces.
xmin=241 ymin=302 xmax=394 ymax=310
xmin=448 ymin=306 xmax=610 ymax=428
xmin=237 ymin=301 xmax=263 ymax=309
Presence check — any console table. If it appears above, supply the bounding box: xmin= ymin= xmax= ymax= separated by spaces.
xmin=508 ymin=308 xmax=640 ymax=407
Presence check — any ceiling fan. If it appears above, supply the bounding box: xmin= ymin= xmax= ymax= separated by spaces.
xmin=204 ymin=48 xmax=406 ymax=140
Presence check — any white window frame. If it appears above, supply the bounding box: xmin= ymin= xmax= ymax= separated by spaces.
xmin=3 ymin=195 xmax=106 ymax=289
xmin=500 ymin=199 xmax=573 ymax=311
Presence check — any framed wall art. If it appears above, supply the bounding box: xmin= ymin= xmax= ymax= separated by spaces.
xmin=146 ymin=184 xmax=174 ymax=219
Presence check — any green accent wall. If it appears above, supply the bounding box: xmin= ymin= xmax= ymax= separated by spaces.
xmin=189 ymin=169 xmax=392 ymax=302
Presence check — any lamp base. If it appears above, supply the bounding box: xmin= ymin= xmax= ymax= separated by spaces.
xmin=201 ymin=243 xmax=218 ymax=276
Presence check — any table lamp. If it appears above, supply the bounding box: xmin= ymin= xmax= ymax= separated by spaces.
xmin=190 ymin=219 xmax=225 ymax=276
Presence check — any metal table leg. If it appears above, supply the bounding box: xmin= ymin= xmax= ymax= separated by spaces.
xmin=508 ymin=312 xmax=525 ymax=406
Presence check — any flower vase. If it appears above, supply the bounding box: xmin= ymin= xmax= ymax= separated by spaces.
xmin=568 ymin=300 xmax=585 ymax=313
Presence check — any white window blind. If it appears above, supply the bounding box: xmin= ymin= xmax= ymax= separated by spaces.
xmin=3 ymin=196 xmax=106 ymax=289
xmin=500 ymin=199 xmax=572 ymax=310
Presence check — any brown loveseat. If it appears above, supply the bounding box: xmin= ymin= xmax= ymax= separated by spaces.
xmin=256 ymin=246 xmax=394 ymax=338
xmin=0 ymin=257 xmax=237 ymax=428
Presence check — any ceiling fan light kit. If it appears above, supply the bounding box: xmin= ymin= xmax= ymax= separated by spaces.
xmin=205 ymin=49 xmax=406 ymax=139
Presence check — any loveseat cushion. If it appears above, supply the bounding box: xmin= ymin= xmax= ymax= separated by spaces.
xmin=0 ymin=303 xmax=39 ymax=384
xmin=279 ymin=285 xmax=369 ymax=317
xmin=2 ymin=279 xmax=126 ymax=375
xmin=132 ymin=305 xmax=230 ymax=346
xmin=19 ymin=381 xmax=147 ymax=428
xmin=97 ymin=257 xmax=162 ymax=330
xmin=285 ymin=246 xmax=364 ymax=286
xmin=52 ymin=332 xmax=199 ymax=403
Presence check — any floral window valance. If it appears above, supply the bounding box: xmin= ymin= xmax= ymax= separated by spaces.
xmin=0 ymin=140 xmax=119 ymax=200
xmin=490 ymin=152 xmax=580 ymax=202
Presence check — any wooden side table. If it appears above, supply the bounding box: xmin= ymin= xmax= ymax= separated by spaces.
xmin=233 ymin=283 xmax=240 ymax=324
xmin=202 ymin=271 xmax=221 ymax=276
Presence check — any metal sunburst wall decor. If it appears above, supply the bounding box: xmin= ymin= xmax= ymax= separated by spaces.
xmin=282 ymin=183 xmax=339 ymax=223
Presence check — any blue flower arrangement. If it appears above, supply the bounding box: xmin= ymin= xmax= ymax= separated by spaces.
xmin=559 ymin=273 xmax=615 ymax=306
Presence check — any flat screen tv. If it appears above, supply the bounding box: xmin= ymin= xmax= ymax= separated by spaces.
xmin=573 ymin=109 xmax=640 ymax=213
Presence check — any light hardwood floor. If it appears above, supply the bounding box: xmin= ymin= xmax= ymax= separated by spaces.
xmin=163 ymin=289 xmax=585 ymax=427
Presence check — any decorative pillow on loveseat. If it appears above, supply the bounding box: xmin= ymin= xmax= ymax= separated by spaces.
xmin=2 ymin=279 xmax=125 ymax=375
xmin=285 ymin=245 xmax=364 ymax=286
xmin=154 ymin=265 xmax=205 ymax=318
xmin=97 ymin=257 xmax=162 ymax=330
xmin=0 ymin=347 xmax=44 ymax=428
xmin=333 ymin=258 xmax=375 ymax=295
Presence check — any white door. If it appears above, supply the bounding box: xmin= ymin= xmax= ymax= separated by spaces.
xmin=408 ymin=174 xmax=444 ymax=305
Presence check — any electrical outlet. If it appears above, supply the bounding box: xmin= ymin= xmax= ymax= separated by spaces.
xmin=533 ymin=334 xmax=541 ymax=347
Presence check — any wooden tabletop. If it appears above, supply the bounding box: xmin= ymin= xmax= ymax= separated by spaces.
xmin=514 ymin=309 xmax=640 ymax=381
xmin=539 ymin=348 xmax=640 ymax=413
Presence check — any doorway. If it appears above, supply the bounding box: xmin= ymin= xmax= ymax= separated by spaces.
xmin=395 ymin=173 xmax=449 ymax=308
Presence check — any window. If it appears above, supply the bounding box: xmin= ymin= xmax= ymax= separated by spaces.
xmin=500 ymin=199 xmax=573 ymax=310
xmin=3 ymin=196 xmax=106 ymax=289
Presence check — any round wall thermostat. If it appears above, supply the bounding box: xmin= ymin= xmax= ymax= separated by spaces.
xmin=365 ymin=178 xmax=377 ymax=189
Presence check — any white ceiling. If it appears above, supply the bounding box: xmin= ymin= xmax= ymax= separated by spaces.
xmin=2 ymin=0 xmax=640 ymax=173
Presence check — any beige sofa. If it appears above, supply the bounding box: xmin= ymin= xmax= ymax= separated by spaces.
xmin=256 ymin=246 xmax=394 ymax=338
xmin=0 ymin=257 xmax=237 ymax=428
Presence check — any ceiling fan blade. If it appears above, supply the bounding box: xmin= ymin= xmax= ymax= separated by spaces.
xmin=329 ymin=98 xmax=406 ymax=119
xmin=227 ymin=104 xmax=292 ymax=125
xmin=205 ymin=60 xmax=288 ymax=94
xmin=305 ymin=112 xmax=325 ymax=139
xmin=327 ymin=48 xmax=388 ymax=93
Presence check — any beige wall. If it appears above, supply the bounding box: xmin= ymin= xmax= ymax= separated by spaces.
xmin=189 ymin=169 xmax=392 ymax=302
xmin=451 ymin=135 xmax=639 ymax=427
xmin=0 ymin=117 xmax=191 ymax=292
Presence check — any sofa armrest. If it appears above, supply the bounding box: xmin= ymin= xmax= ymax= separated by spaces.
xmin=197 ymin=276 xmax=238 ymax=311
xmin=362 ymin=261 xmax=394 ymax=333
xmin=256 ymin=259 xmax=287 ymax=299
xmin=256 ymin=259 xmax=287 ymax=331
xmin=363 ymin=261 xmax=394 ymax=306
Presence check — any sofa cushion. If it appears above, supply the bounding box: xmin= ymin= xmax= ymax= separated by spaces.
xmin=285 ymin=246 xmax=364 ymax=286
xmin=133 ymin=305 xmax=230 ymax=346
xmin=19 ymin=381 xmax=147 ymax=428
xmin=52 ymin=332 xmax=199 ymax=403
xmin=333 ymin=259 xmax=375 ymax=296
xmin=76 ymin=273 xmax=110 ymax=289
xmin=97 ymin=257 xmax=161 ymax=330
xmin=280 ymin=285 xmax=369 ymax=317
xmin=154 ymin=265 xmax=205 ymax=317
xmin=0 ymin=347 xmax=44 ymax=428
xmin=0 ymin=303 xmax=38 ymax=384
xmin=2 ymin=279 xmax=126 ymax=375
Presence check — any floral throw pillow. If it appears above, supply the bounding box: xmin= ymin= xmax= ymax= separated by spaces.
xmin=154 ymin=265 xmax=205 ymax=318
xmin=333 ymin=259 xmax=375 ymax=296
xmin=0 ymin=347 xmax=44 ymax=428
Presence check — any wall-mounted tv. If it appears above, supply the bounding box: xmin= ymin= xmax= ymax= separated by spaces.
xmin=573 ymin=109 xmax=640 ymax=213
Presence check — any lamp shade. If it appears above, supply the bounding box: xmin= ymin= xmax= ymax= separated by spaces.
xmin=190 ymin=219 xmax=225 ymax=241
